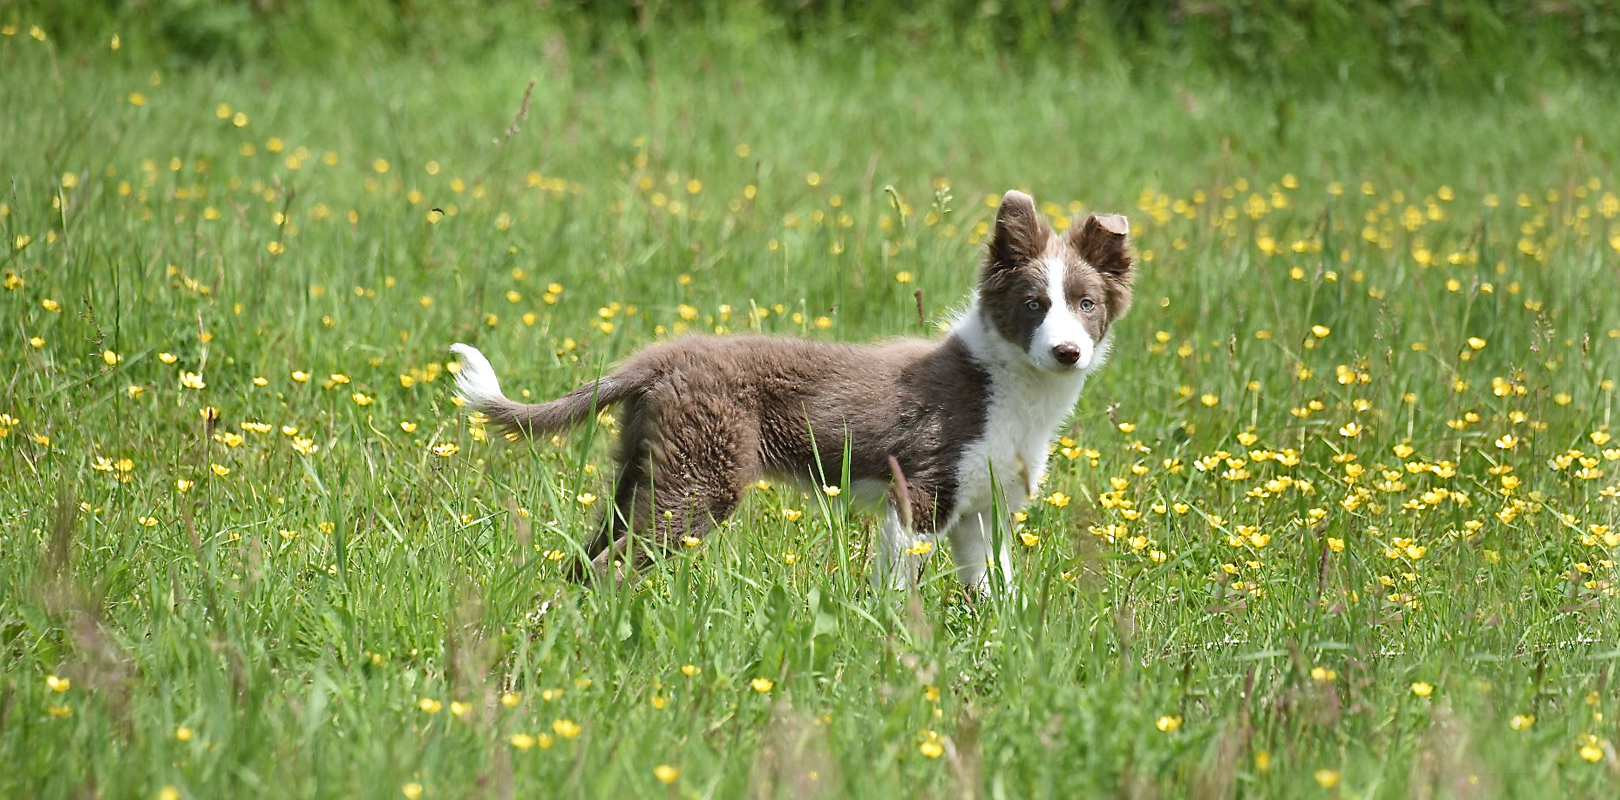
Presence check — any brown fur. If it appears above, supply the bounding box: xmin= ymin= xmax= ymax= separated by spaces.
xmin=980 ymin=192 xmax=1134 ymax=356
xmin=480 ymin=335 xmax=990 ymax=581
xmin=456 ymin=189 xmax=1134 ymax=587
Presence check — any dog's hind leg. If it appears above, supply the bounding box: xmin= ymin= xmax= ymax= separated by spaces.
xmin=569 ymin=400 xmax=651 ymax=583
xmin=585 ymin=479 xmax=740 ymax=581
xmin=588 ymin=393 xmax=761 ymax=579
xmin=567 ymin=456 xmax=647 ymax=583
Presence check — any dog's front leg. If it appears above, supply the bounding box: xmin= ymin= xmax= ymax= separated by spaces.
xmin=946 ymin=510 xmax=1016 ymax=596
xmin=871 ymin=504 xmax=931 ymax=591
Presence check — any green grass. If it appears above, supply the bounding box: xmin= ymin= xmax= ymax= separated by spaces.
xmin=4 ymin=19 xmax=1620 ymax=800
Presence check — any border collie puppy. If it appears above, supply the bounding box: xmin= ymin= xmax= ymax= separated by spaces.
xmin=453 ymin=190 xmax=1134 ymax=594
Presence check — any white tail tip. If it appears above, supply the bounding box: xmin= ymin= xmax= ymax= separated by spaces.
xmin=449 ymin=343 xmax=506 ymax=409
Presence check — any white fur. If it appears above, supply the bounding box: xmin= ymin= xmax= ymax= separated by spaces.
xmin=1029 ymin=256 xmax=1097 ymax=370
xmin=938 ymin=292 xmax=1115 ymax=594
xmin=872 ymin=505 xmax=936 ymax=590
xmin=946 ymin=511 xmax=1013 ymax=594
xmin=449 ymin=343 xmax=508 ymax=409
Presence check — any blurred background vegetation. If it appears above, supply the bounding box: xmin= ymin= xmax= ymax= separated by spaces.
xmin=15 ymin=0 xmax=1620 ymax=90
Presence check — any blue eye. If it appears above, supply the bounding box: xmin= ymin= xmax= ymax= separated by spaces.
xmin=1025 ymin=299 xmax=1044 ymax=312
xmin=1080 ymin=298 xmax=1096 ymax=312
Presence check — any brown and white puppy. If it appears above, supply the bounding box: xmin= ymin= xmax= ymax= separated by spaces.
xmin=452 ymin=190 xmax=1134 ymax=595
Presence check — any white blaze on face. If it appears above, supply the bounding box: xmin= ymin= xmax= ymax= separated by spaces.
xmin=1029 ymin=257 xmax=1095 ymax=370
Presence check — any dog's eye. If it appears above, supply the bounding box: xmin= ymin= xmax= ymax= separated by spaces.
xmin=1024 ymin=299 xmax=1045 ymax=313
xmin=1079 ymin=298 xmax=1096 ymax=312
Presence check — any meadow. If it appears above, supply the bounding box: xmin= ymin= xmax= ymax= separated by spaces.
xmin=3 ymin=13 xmax=1620 ymax=799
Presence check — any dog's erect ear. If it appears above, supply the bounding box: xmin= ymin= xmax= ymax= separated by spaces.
xmin=987 ymin=190 xmax=1051 ymax=269
xmin=1068 ymin=213 xmax=1133 ymax=280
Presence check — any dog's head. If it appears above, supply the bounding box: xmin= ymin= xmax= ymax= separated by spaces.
xmin=977 ymin=190 xmax=1135 ymax=372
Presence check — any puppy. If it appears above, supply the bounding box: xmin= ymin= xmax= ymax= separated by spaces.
xmin=453 ymin=190 xmax=1134 ymax=594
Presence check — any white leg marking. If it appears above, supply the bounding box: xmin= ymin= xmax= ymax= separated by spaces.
xmin=872 ymin=504 xmax=930 ymax=591
xmin=946 ymin=511 xmax=992 ymax=595
xmin=946 ymin=510 xmax=1020 ymax=597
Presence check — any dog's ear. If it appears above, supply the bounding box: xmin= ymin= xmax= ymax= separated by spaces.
xmin=1068 ymin=213 xmax=1133 ymax=280
xmin=987 ymin=190 xmax=1051 ymax=269
xmin=1068 ymin=212 xmax=1135 ymax=318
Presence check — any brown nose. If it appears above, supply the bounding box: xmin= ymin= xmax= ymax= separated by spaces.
xmin=1052 ymin=343 xmax=1081 ymax=365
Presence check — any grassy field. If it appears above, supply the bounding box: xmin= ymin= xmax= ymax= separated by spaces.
xmin=4 ymin=17 xmax=1620 ymax=800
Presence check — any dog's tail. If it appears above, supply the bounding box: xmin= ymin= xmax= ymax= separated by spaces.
xmin=450 ymin=343 xmax=637 ymax=437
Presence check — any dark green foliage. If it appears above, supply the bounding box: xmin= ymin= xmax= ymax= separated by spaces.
xmin=11 ymin=0 xmax=1620 ymax=87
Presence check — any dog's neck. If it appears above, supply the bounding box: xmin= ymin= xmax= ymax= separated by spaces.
xmin=951 ymin=296 xmax=1106 ymax=447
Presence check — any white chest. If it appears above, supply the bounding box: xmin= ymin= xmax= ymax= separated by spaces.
xmin=950 ymin=368 xmax=1086 ymax=519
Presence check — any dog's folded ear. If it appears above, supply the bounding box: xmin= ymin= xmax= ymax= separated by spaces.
xmin=987 ymin=190 xmax=1052 ymax=269
xmin=1069 ymin=213 xmax=1133 ymax=280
